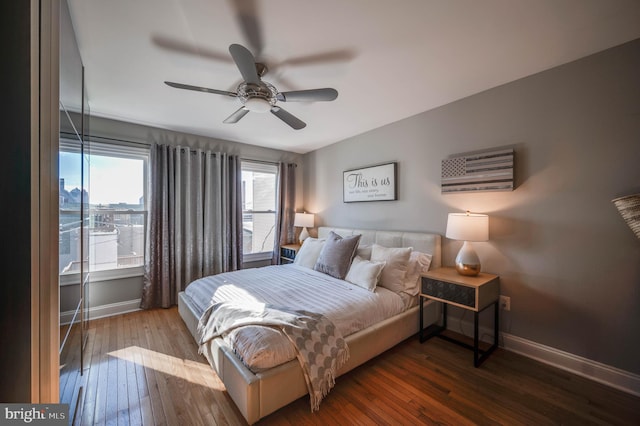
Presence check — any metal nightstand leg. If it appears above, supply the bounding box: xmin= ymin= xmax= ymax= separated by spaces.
xmin=419 ymin=297 xmax=499 ymax=367
xmin=419 ymin=296 xmax=447 ymax=342
xmin=473 ymin=300 xmax=499 ymax=367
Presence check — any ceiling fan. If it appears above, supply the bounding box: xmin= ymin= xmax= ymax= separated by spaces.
xmin=164 ymin=43 xmax=338 ymax=130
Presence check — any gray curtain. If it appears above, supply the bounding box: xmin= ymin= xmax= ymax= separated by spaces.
xmin=272 ymin=162 xmax=297 ymax=264
xmin=141 ymin=144 xmax=242 ymax=309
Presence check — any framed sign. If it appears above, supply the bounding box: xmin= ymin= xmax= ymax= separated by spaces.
xmin=343 ymin=162 xmax=397 ymax=202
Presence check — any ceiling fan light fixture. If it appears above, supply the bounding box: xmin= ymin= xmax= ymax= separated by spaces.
xmin=243 ymin=97 xmax=272 ymax=113
xmin=236 ymin=81 xmax=278 ymax=113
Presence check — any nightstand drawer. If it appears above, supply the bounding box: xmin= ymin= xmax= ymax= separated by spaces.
xmin=280 ymin=247 xmax=297 ymax=260
xmin=422 ymin=277 xmax=475 ymax=308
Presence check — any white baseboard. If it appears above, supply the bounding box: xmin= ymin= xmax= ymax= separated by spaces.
xmin=446 ymin=315 xmax=640 ymax=397
xmin=502 ymin=333 xmax=640 ymax=397
xmin=60 ymin=299 xmax=142 ymax=325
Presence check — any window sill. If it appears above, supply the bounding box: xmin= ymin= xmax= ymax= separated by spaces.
xmin=60 ymin=265 xmax=144 ymax=286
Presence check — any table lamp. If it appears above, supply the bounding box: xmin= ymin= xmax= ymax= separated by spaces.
xmin=446 ymin=211 xmax=489 ymax=276
xmin=294 ymin=212 xmax=314 ymax=244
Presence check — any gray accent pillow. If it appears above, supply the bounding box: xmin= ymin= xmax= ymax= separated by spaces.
xmin=314 ymin=231 xmax=361 ymax=279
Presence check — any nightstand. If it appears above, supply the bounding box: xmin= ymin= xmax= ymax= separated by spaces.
xmin=280 ymin=243 xmax=301 ymax=264
xmin=419 ymin=267 xmax=500 ymax=367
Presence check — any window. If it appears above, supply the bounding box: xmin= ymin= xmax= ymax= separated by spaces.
xmin=241 ymin=161 xmax=278 ymax=260
xmin=59 ymin=141 xmax=148 ymax=278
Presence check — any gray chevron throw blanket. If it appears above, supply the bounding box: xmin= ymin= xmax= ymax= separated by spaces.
xmin=197 ymin=301 xmax=350 ymax=411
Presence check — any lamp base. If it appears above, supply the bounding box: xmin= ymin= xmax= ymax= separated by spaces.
xmin=299 ymin=227 xmax=310 ymax=244
xmin=454 ymin=262 xmax=482 ymax=276
xmin=454 ymin=241 xmax=481 ymax=276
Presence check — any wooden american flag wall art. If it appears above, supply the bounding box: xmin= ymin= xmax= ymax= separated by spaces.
xmin=441 ymin=148 xmax=514 ymax=193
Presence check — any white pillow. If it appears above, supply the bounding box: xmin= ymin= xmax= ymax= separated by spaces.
xmin=345 ymin=256 xmax=386 ymax=292
xmin=293 ymin=238 xmax=325 ymax=269
xmin=403 ymin=251 xmax=433 ymax=296
xmin=370 ymin=244 xmax=412 ymax=293
xmin=356 ymin=244 xmax=372 ymax=260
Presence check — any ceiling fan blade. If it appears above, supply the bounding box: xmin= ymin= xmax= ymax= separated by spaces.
xmin=223 ymin=107 xmax=249 ymax=124
xmin=279 ymin=49 xmax=356 ymax=67
xmin=270 ymin=106 xmax=306 ymax=130
xmin=164 ymin=81 xmax=237 ymax=97
xmin=277 ymin=88 xmax=338 ymax=102
xmin=231 ymin=0 xmax=264 ymax=58
xmin=229 ymin=44 xmax=260 ymax=84
xmin=153 ymin=35 xmax=232 ymax=63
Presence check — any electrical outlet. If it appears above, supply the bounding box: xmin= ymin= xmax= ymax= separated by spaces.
xmin=499 ymin=295 xmax=511 ymax=311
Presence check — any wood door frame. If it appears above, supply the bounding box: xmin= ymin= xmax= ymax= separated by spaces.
xmin=31 ymin=0 xmax=61 ymax=403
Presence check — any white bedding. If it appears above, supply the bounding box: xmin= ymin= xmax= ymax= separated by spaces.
xmin=184 ymin=264 xmax=407 ymax=371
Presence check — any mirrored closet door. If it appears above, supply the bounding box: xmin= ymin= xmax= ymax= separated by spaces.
xmin=59 ymin=0 xmax=90 ymax=421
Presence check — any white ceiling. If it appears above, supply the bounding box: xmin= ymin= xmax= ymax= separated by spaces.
xmin=67 ymin=0 xmax=640 ymax=154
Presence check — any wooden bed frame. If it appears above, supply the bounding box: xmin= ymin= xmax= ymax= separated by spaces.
xmin=178 ymin=226 xmax=442 ymax=424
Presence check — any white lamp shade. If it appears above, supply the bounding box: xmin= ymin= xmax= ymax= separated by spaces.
xmin=446 ymin=213 xmax=489 ymax=242
xmin=294 ymin=213 xmax=314 ymax=228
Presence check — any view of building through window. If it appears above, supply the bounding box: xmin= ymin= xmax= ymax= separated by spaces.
xmin=59 ymin=145 xmax=147 ymax=274
xmin=241 ymin=162 xmax=278 ymax=256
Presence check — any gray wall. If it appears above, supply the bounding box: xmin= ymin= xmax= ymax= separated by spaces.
xmin=87 ymin=277 xmax=143 ymax=306
xmin=303 ymin=39 xmax=640 ymax=374
xmin=60 ymin=277 xmax=142 ymax=312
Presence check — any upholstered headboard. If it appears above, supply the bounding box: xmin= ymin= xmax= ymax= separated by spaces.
xmin=318 ymin=226 xmax=442 ymax=269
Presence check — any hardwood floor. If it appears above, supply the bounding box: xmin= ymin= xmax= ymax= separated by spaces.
xmin=76 ymin=307 xmax=640 ymax=425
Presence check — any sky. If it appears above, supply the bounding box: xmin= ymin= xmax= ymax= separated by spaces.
xmin=60 ymin=152 xmax=144 ymax=205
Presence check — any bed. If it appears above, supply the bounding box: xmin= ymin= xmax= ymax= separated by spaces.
xmin=178 ymin=226 xmax=442 ymax=424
